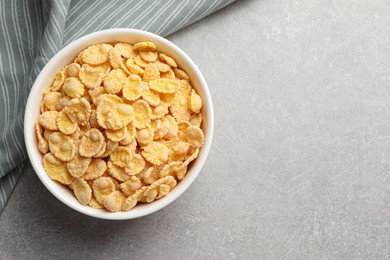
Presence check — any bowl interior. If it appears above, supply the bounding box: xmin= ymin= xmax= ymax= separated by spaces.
xmin=24 ymin=29 xmax=213 ymax=220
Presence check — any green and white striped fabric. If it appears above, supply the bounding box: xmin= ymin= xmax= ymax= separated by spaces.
xmin=0 ymin=0 xmax=235 ymax=212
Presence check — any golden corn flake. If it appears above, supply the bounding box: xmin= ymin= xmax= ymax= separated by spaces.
xmin=63 ymin=97 xmax=91 ymax=126
xmin=122 ymin=74 xmax=144 ymax=101
xmin=160 ymin=161 xmax=181 ymax=178
xmin=119 ymin=123 xmax=136 ymax=145
xmin=159 ymin=53 xmax=177 ymax=68
xmin=38 ymin=111 xmax=59 ymax=130
xmin=176 ymin=165 xmax=187 ymax=181
xmin=123 ymin=138 xmax=137 ymax=154
xmin=79 ymin=64 xmax=104 ymax=89
xmin=121 ymin=186 xmax=148 ymax=211
xmin=55 ymin=96 xmax=71 ymax=111
xmin=189 ymin=113 xmax=202 ymax=127
xmin=160 ymin=69 xmax=175 ymax=80
xmin=172 ymin=141 xmax=190 ymax=154
xmin=43 ymin=129 xmax=56 ymax=142
xmin=81 ymin=43 xmax=113 ymax=65
xmin=181 ymin=148 xmax=200 ymax=170
xmin=43 ymin=153 xmax=73 ymax=185
xmin=114 ymin=42 xmax=137 ymax=59
xmin=141 ymin=89 xmax=160 ymax=106
xmin=107 ymin=160 xmax=131 ymax=182
xmin=105 ymin=103 xmax=134 ymax=130
xmin=52 ymin=71 xmax=65 ymax=91
xmin=67 ymin=149 xmax=92 ymax=178
xmin=108 ymin=47 xmax=123 ymax=69
xmin=132 ymin=100 xmax=151 ymax=129
xmin=65 ymin=63 xmax=81 ymax=77
xmin=94 ymin=62 xmax=111 ymax=78
xmin=72 ymin=178 xmax=92 ymax=205
xmin=48 ymin=132 xmax=76 ymax=161
xmin=126 ymin=58 xmax=144 ymax=75
xmin=43 ymin=92 xmax=62 ymax=110
xmin=189 ymin=89 xmax=202 ymax=113
xmin=140 ymin=51 xmax=158 ymax=63
xmin=57 ymin=110 xmax=77 ymax=135
xmin=36 ymin=123 xmax=49 ymax=154
xmin=126 ymin=154 xmax=146 ymax=176
xmin=143 ymin=63 xmax=160 ymax=82
xmin=62 ymin=77 xmax=85 ymax=98
xmin=89 ymin=196 xmax=104 ymax=209
xmin=100 ymin=140 xmax=119 ymax=158
xmin=170 ymin=94 xmax=191 ymax=122
xmin=79 ymin=128 xmax=105 ymax=157
xmin=142 ymin=141 xmax=170 ymax=166
xmin=92 ymin=176 xmax=116 ymax=204
xmin=133 ymin=41 xmax=156 ymax=52
xmin=110 ymin=146 xmax=132 ymax=167
xmin=173 ymin=68 xmax=190 ymax=81
xmin=186 ymin=126 xmax=204 ymax=148
xmin=136 ymin=126 xmax=153 ymax=145
xmin=150 ymin=102 xmax=169 ymax=120
xmin=83 ymin=158 xmax=107 ymax=180
xmin=134 ymin=55 xmax=149 ymax=68
xmin=149 ymin=79 xmax=179 ymax=94
xmin=120 ymin=176 xmax=142 ymax=196
xmin=103 ymin=69 xmax=127 ymax=94
xmin=154 ymin=60 xmax=171 ymax=72
xmin=143 ymin=176 xmax=177 ymax=202
xmin=92 ymin=140 xmax=107 ymax=158
xmin=105 ymin=126 xmax=127 ymax=142
xmin=89 ymin=86 xmax=106 ymax=105
xmin=103 ymin=190 xmax=126 ymax=212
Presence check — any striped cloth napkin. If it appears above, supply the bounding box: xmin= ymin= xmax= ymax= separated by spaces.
xmin=0 ymin=0 xmax=235 ymax=212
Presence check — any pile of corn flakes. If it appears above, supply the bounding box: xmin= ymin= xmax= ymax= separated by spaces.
xmin=36 ymin=41 xmax=204 ymax=212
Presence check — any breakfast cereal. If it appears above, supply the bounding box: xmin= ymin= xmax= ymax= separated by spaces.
xmin=36 ymin=41 xmax=205 ymax=212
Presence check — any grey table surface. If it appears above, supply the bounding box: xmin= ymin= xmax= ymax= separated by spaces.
xmin=2 ymin=0 xmax=390 ymax=259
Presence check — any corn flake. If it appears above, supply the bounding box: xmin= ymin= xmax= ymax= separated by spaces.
xmin=62 ymin=77 xmax=85 ymax=98
xmin=72 ymin=178 xmax=92 ymax=205
xmin=125 ymin=58 xmax=144 ymax=75
xmin=103 ymin=69 xmax=127 ymax=94
xmin=114 ymin=43 xmax=137 ymax=59
xmin=81 ymin=43 xmax=112 ymax=65
xmin=38 ymin=111 xmax=59 ymax=130
xmin=107 ymin=160 xmax=131 ymax=182
xmin=67 ymin=149 xmax=92 ymax=178
xmin=105 ymin=126 xmax=127 ymax=142
xmin=103 ymin=190 xmax=126 ymax=212
xmin=92 ymin=176 xmax=116 ymax=204
xmin=110 ymin=146 xmax=132 ymax=167
xmin=79 ymin=128 xmax=105 ymax=157
xmin=133 ymin=41 xmax=156 ymax=52
xmin=142 ymin=141 xmax=170 ymax=166
xmin=132 ymin=100 xmax=151 ymax=129
xmin=43 ymin=153 xmax=73 ymax=185
xmin=82 ymin=158 xmax=107 ymax=180
xmin=43 ymin=92 xmax=62 ymax=110
xmin=52 ymin=71 xmax=65 ymax=91
xmin=140 ymin=51 xmax=158 ymax=63
xmin=122 ymin=74 xmax=144 ymax=101
xmin=79 ymin=64 xmax=104 ymax=89
xmin=159 ymin=53 xmax=177 ymax=68
xmin=57 ymin=110 xmax=78 ymax=135
xmin=63 ymin=97 xmax=91 ymax=126
xmin=143 ymin=63 xmax=160 ymax=82
xmin=49 ymin=132 xmax=76 ymax=161
xmin=36 ymin=123 xmax=49 ymax=154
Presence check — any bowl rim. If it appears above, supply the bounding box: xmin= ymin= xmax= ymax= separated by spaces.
xmin=24 ymin=28 xmax=214 ymax=220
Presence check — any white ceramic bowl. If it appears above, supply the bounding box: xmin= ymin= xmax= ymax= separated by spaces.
xmin=24 ymin=29 xmax=214 ymax=220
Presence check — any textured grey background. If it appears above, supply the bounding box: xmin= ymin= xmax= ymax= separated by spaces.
xmin=1 ymin=0 xmax=390 ymax=259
